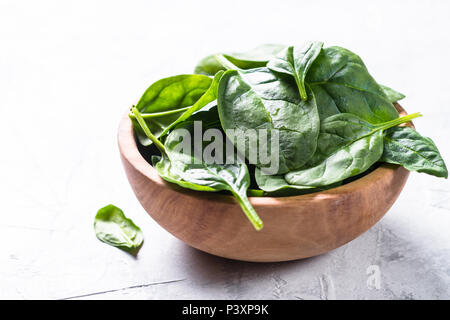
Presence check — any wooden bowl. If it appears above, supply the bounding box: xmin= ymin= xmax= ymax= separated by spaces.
xmin=118 ymin=103 xmax=411 ymax=262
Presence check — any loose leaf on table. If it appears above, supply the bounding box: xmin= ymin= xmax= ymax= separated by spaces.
xmin=132 ymin=107 xmax=263 ymax=231
xmin=268 ymin=41 xmax=323 ymax=101
xmin=306 ymin=46 xmax=399 ymax=123
xmin=194 ymin=44 xmax=285 ymax=76
xmin=381 ymin=126 xmax=448 ymax=178
xmin=379 ymin=84 xmax=406 ymax=103
xmin=285 ymin=112 xmax=422 ymax=187
xmin=217 ymin=68 xmax=320 ymax=174
xmin=94 ymin=204 xmax=143 ymax=252
xmin=130 ymin=74 xmax=214 ymax=146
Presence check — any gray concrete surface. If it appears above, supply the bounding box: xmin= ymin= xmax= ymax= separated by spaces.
xmin=0 ymin=0 xmax=449 ymax=299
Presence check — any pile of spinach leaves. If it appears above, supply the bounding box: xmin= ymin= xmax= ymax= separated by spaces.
xmin=130 ymin=42 xmax=447 ymax=231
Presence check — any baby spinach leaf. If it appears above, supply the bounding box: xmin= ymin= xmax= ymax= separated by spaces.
xmin=306 ymin=46 xmax=399 ymax=123
xmin=131 ymin=74 xmax=211 ymax=145
xmin=286 ymin=131 xmax=384 ymax=187
xmin=217 ymin=68 xmax=320 ymax=174
xmin=311 ymin=82 xmax=404 ymax=120
xmin=158 ymin=71 xmax=223 ymax=135
xmin=132 ymin=107 xmax=263 ymax=231
xmin=131 ymin=73 xmax=223 ymax=146
xmin=194 ymin=44 xmax=285 ymax=76
xmin=255 ymin=168 xmax=345 ymax=196
xmin=310 ymin=85 xmax=341 ymax=119
xmin=94 ymin=204 xmax=143 ymax=252
xmin=285 ymin=112 xmax=422 ymax=186
xmin=255 ymin=167 xmax=313 ymax=193
xmin=153 ymin=155 xmax=218 ymax=192
xmin=381 ymin=126 xmax=448 ymax=178
xmin=194 ymin=55 xmax=225 ymax=76
xmin=163 ymin=121 xmax=262 ymax=230
xmin=223 ymin=44 xmax=286 ymax=69
xmin=380 ymin=84 xmax=406 ymax=103
xmin=153 ymin=156 xmax=266 ymax=197
xmin=268 ymin=41 xmax=323 ymax=101
xmin=136 ymin=74 xmax=212 ymax=113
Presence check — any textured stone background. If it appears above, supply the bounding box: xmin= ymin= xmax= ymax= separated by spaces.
xmin=0 ymin=0 xmax=449 ymax=299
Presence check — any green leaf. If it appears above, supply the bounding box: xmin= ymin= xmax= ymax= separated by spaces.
xmin=223 ymin=44 xmax=286 ymax=69
xmin=255 ymin=167 xmax=346 ymax=196
xmin=307 ymin=46 xmax=399 ymax=123
xmin=164 ymin=121 xmax=262 ymax=230
xmin=217 ymin=68 xmax=320 ymax=174
xmin=154 ymin=155 xmax=217 ymax=192
xmin=381 ymin=126 xmax=448 ymax=178
xmin=131 ymin=74 xmax=213 ymax=146
xmin=136 ymin=74 xmax=212 ymax=113
xmin=285 ymin=112 xmax=422 ymax=186
xmin=194 ymin=55 xmax=225 ymax=76
xmin=309 ymin=84 xmax=341 ymax=119
xmin=379 ymin=84 xmax=406 ymax=103
xmin=255 ymin=167 xmax=313 ymax=193
xmin=159 ymin=71 xmax=224 ymax=135
xmin=268 ymin=41 xmax=323 ymax=101
xmin=94 ymin=205 xmax=143 ymax=252
xmin=134 ymin=107 xmax=263 ymax=231
xmin=194 ymin=44 xmax=285 ymax=76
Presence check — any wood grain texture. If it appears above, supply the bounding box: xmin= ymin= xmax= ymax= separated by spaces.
xmin=118 ymin=104 xmax=411 ymax=262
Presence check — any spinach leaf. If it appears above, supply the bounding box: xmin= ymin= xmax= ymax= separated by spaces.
xmin=158 ymin=71 xmax=223 ymax=135
xmin=268 ymin=41 xmax=323 ymax=101
xmin=151 ymin=155 xmax=216 ymax=192
xmin=94 ymin=204 xmax=143 ymax=252
xmin=136 ymin=74 xmax=212 ymax=113
xmin=380 ymin=84 xmax=406 ymax=103
xmin=307 ymin=46 xmax=399 ymax=123
xmin=309 ymin=84 xmax=341 ymax=119
xmin=194 ymin=44 xmax=285 ymax=76
xmin=223 ymin=44 xmax=286 ymax=69
xmin=217 ymin=68 xmax=320 ymax=174
xmin=255 ymin=167 xmax=346 ymax=196
xmin=131 ymin=74 xmax=213 ymax=146
xmin=255 ymin=167 xmax=313 ymax=193
xmin=127 ymin=42 xmax=448 ymax=233
xmin=194 ymin=55 xmax=225 ymax=76
xmin=285 ymin=112 xmax=421 ymax=186
xmin=381 ymin=126 xmax=448 ymax=178
xmin=153 ymin=155 xmax=266 ymax=197
xmin=132 ymin=107 xmax=263 ymax=231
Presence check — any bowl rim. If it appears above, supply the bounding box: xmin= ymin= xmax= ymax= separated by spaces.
xmin=118 ymin=103 xmax=410 ymax=206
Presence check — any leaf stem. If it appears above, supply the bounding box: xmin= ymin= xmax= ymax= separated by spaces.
xmin=231 ymin=190 xmax=263 ymax=231
xmin=378 ymin=112 xmax=422 ymax=131
xmin=292 ymin=69 xmax=307 ymax=101
xmin=296 ymin=77 xmax=308 ymax=101
xmin=131 ymin=107 xmax=167 ymax=155
xmin=130 ymin=106 xmax=191 ymax=119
